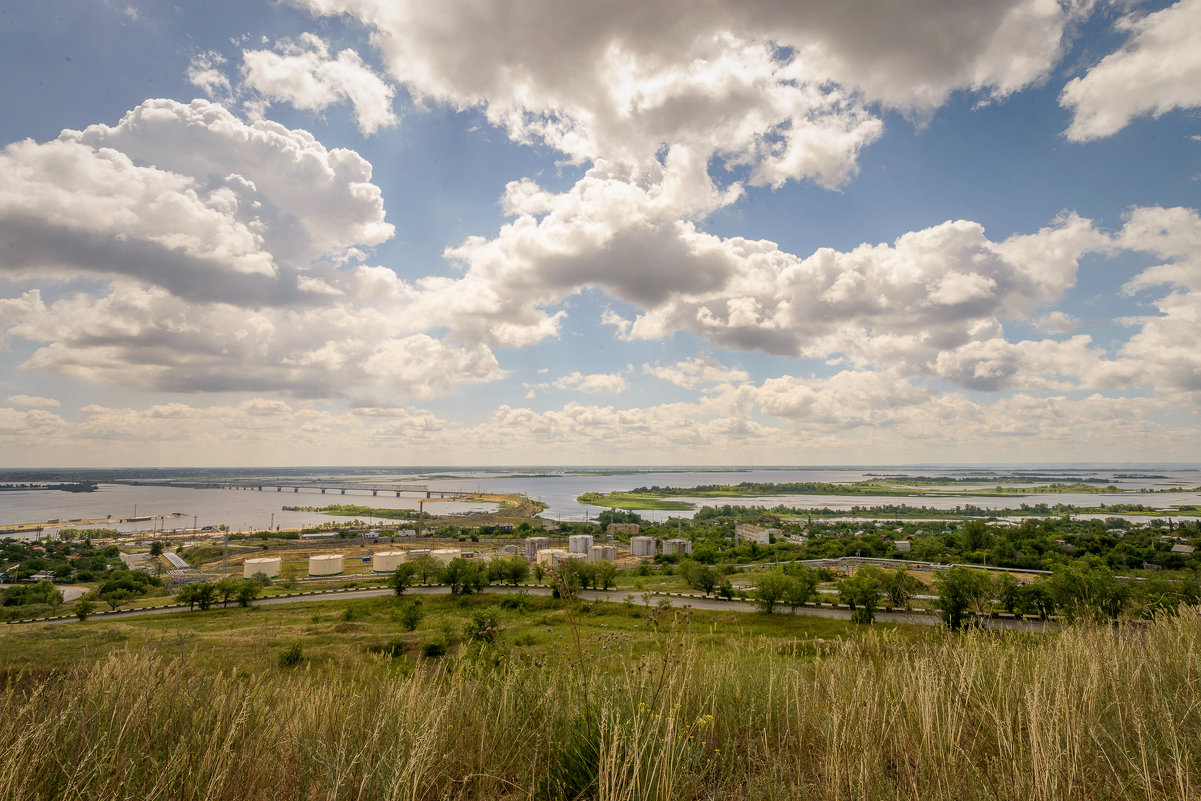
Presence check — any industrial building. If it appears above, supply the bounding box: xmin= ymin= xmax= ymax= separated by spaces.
xmin=308 ymin=554 xmax=344 ymax=576
xmin=243 ymin=556 xmax=282 ymax=579
xmin=629 ymin=536 xmax=657 ymax=557
xmin=372 ymin=551 xmax=408 ymax=572
xmin=568 ymin=534 xmax=594 ymax=554
xmin=588 ymin=544 xmax=617 ymax=562
xmin=524 ymin=536 xmax=550 ymax=560
xmin=606 ymin=523 xmax=640 ymax=537
xmin=662 ymin=538 xmax=692 ymax=555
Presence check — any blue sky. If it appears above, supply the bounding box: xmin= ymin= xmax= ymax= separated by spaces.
xmin=0 ymin=0 xmax=1199 ymax=466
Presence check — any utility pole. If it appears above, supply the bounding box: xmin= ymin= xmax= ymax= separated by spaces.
xmin=223 ymin=530 xmax=229 ymax=574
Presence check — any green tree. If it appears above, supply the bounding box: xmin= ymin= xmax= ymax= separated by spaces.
xmin=503 ymin=555 xmax=531 ymax=585
xmin=593 ymin=559 xmax=618 ymax=590
xmin=149 ymin=541 xmax=164 ymax=557
xmin=783 ymin=567 xmax=819 ymax=611
xmin=398 ymin=598 xmax=423 ymax=631
xmin=391 ymin=562 xmax=418 ymax=596
xmin=838 ymin=567 xmax=884 ymax=624
xmin=215 ymin=577 xmax=241 ymax=608
xmin=101 ymin=589 xmax=131 ymax=611
xmin=993 ymin=572 xmax=1022 ymax=615
xmin=74 ymin=596 xmax=95 ymax=621
xmin=409 ymin=555 xmax=440 ymax=584
xmin=1017 ymin=582 xmax=1055 ymax=620
xmin=883 ymin=568 xmax=921 ymax=610
xmin=194 ymin=582 xmax=216 ymax=611
xmin=176 ymin=584 xmax=198 ymax=610
xmin=236 ymin=582 xmax=261 ymax=607
xmin=754 ymin=570 xmax=790 ymax=614
xmin=1047 ymin=559 xmax=1129 ymax=622
xmin=934 ymin=566 xmax=993 ymax=630
xmin=441 ymin=558 xmax=488 ymax=596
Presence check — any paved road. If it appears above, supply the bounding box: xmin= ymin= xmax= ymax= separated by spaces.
xmin=37 ymin=584 xmax=1052 ymax=632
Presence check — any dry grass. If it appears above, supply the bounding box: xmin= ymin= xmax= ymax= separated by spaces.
xmin=0 ymin=611 xmax=1199 ymax=800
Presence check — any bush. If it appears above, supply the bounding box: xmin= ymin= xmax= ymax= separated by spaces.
xmin=278 ymin=641 xmax=303 ymax=668
xmin=420 ymin=636 xmax=448 ymax=658
xmin=398 ymin=599 xmax=423 ymax=631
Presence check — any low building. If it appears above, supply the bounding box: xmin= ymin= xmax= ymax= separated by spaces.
xmin=735 ymin=524 xmax=770 ymax=546
xmin=629 ymin=535 xmax=657 ymax=557
xmin=568 ymin=534 xmax=594 ymax=554
xmin=588 ymin=544 xmax=617 ymax=562
xmin=524 ymin=536 xmax=551 ymax=560
xmin=1171 ymin=543 xmax=1196 ymax=555
xmin=662 ymin=538 xmax=692 ymax=555
xmin=894 ymin=540 xmax=912 ymax=553
xmin=606 ymin=523 xmax=640 ymax=538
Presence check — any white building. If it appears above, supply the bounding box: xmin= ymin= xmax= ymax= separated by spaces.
xmin=735 ymin=524 xmax=770 ymax=545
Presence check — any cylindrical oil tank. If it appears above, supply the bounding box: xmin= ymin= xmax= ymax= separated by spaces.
xmin=568 ymin=534 xmax=593 ymax=554
xmin=629 ymin=536 xmax=657 ymax=556
xmin=243 ymin=556 xmax=282 ymax=579
xmin=308 ymin=553 xmax=344 ymax=576
xmin=430 ymin=548 xmax=461 ymax=564
xmin=372 ymin=551 xmax=409 ymax=573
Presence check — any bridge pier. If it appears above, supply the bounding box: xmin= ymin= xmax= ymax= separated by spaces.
xmin=372 ymin=490 xmax=378 ymax=496
xmin=396 ymin=491 xmax=401 ymax=497
xmin=341 ymin=489 xmax=346 ymax=495
xmin=277 ymin=487 xmax=282 ymax=492
xmin=426 ymin=491 xmax=431 ymax=498
xmin=321 ymin=488 xmax=326 ymax=494
xmin=294 ymin=487 xmax=299 ymax=492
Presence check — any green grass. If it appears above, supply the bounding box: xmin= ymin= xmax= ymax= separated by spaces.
xmin=0 ymin=601 xmax=1198 ymax=800
xmin=577 ymin=492 xmax=697 ymax=510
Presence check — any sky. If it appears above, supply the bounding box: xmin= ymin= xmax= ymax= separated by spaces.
xmin=0 ymin=0 xmax=1200 ymax=467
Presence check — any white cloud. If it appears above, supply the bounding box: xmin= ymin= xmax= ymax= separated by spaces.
xmin=187 ymin=51 xmax=232 ymax=99
xmin=6 ymin=395 xmax=61 ymax=409
xmin=294 ymin=0 xmax=1083 ymax=185
xmin=1061 ymin=0 xmax=1201 ymax=141
xmin=524 ymin=371 xmax=629 ymax=398
xmin=240 ymin=34 xmax=398 ymax=135
xmin=643 ymin=355 xmax=749 ymax=389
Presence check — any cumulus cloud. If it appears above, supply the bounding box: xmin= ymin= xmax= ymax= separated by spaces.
xmin=294 ymin=0 xmax=1084 ymax=184
xmin=240 ymin=34 xmax=398 ymax=135
xmin=1061 ymin=0 xmax=1201 ymax=141
xmin=524 ymin=371 xmax=629 ymax=398
xmin=6 ymin=395 xmax=61 ymax=408
xmin=643 ymin=355 xmax=749 ymax=389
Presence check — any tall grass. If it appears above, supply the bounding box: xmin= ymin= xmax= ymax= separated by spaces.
xmin=1 ymin=612 xmax=1198 ymax=800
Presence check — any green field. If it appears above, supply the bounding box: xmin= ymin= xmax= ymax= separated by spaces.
xmin=577 ymin=491 xmax=697 ymax=510
xmin=0 ymin=592 xmax=1197 ymax=800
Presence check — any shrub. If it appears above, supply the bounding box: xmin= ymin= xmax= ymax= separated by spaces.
xmin=278 ymin=641 xmax=303 ymax=668
xmin=420 ymin=636 xmax=448 ymax=658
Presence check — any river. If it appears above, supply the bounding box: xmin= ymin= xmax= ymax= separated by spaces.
xmin=2 ymin=465 xmax=1199 ymax=537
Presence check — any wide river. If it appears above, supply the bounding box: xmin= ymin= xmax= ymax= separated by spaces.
xmin=2 ymin=466 xmax=1200 ymax=537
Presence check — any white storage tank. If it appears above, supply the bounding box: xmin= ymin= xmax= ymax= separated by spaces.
xmin=588 ymin=544 xmax=617 ymax=562
xmin=308 ymin=553 xmax=344 ymax=576
xmin=662 ymin=539 xmax=693 ymax=556
xmin=630 ymin=536 xmax=657 ymax=557
xmin=536 ymin=547 xmax=568 ymax=566
xmin=430 ymin=548 xmax=461 ymax=564
xmin=372 ymin=551 xmax=409 ymax=573
xmin=243 ymin=556 xmax=282 ymax=579
xmin=552 ymin=551 xmax=586 ymax=568
xmin=568 ymin=534 xmax=594 ymax=554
